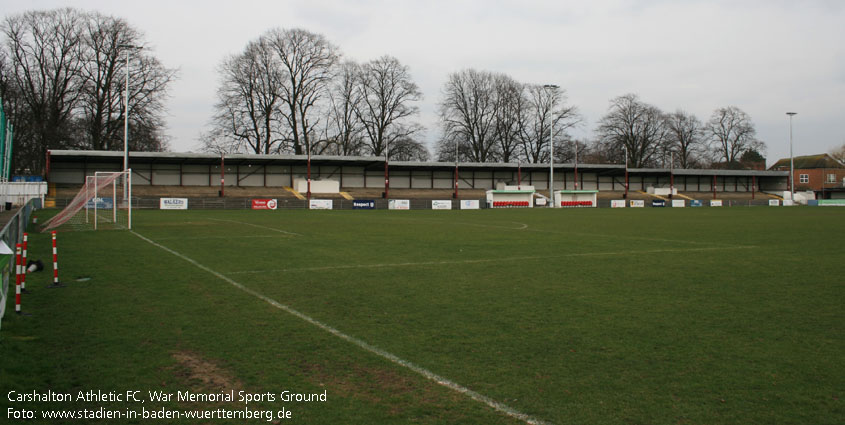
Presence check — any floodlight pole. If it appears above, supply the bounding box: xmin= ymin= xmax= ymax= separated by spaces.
xmin=220 ymin=153 xmax=225 ymax=197
xmin=787 ymin=112 xmax=797 ymax=201
xmin=119 ymin=44 xmax=141 ymax=201
xmin=543 ymin=84 xmax=558 ymax=207
xmin=454 ymin=137 xmax=459 ymax=199
xmin=306 ymin=139 xmax=312 ymax=200
xmin=517 ymin=161 xmax=522 ymax=190
xmin=574 ymin=139 xmax=579 ymax=190
xmin=384 ymin=139 xmax=389 ymax=199
xmin=624 ymin=145 xmax=629 ymax=199
xmin=670 ymin=151 xmax=674 ymax=198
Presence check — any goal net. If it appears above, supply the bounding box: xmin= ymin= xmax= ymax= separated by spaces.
xmin=43 ymin=170 xmax=132 ymax=231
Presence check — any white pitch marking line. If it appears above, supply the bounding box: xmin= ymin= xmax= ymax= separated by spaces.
xmin=207 ymin=218 xmax=303 ymax=236
xmin=375 ymin=215 xmax=530 ymax=231
xmin=376 ymin=215 xmax=739 ymax=247
xmin=130 ymin=231 xmax=550 ymax=425
xmin=525 ymin=227 xmax=743 ymax=248
xmin=226 ymin=245 xmax=757 ymax=275
xmin=153 ymin=235 xmax=291 ymax=241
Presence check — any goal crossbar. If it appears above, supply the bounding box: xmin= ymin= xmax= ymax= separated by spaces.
xmin=43 ymin=170 xmax=132 ymax=231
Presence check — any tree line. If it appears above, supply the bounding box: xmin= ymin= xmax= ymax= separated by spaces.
xmin=0 ymin=8 xmax=175 ymax=174
xmin=201 ymin=28 xmax=429 ymax=161
xmin=1 ymin=9 xmax=768 ymax=173
xmin=204 ymin=28 xmax=767 ymax=169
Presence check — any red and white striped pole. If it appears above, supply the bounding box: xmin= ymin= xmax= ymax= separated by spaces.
xmin=52 ymin=231 xmax=60 ymax=286
xmin=15 ymin=243 xmax=22 ymax=314
xmin=21 ymin=233 xmax=28 ymax=293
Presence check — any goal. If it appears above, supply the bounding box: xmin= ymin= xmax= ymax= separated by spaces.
xmin=43 ymin=170 xmax=132 ymax=231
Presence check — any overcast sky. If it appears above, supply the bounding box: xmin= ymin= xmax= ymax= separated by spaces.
xmin=4 ymin=0 xmax=844 ymax=164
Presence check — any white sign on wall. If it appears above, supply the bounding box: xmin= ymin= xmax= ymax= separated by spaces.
xmin=611 ymin=200 xmax=626 ymax=208
xmin=160 ymin=198 xmax=188 ymax=210
xmin=672 ymin=200 xmax=686 ymax=208
xmin=432 ymin=200 xmax=452 ymax=210
xmin=388 ymin=199 xmax=410 ymax=210
xmin=769 ymin=199 xmax=780 ymax=206
xmin=710 ymin=200 xmax=723 ymax=207
xmin=460 ymin=200 xmax=480 ymax=210
xmin=309 ymin=199 xmax=333 ymax=210
xmin=629 ymin=200 xmax=645 ymax=208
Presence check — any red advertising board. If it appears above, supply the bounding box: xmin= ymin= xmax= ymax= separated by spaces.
xmin=251 ymin=199 xmax=278 ymax=210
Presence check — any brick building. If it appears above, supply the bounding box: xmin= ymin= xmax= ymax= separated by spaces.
xmin=770 ymin=154 xmax=845 ymax=199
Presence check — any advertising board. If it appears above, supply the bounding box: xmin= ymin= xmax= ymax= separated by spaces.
xmin=611 ymin=200 xmax=626 ymax=208
xmin=431 ymin=200 xmax=452 ymax=210
xmin=672 ymin=200 xmax=686 ymax=208
xmin=159 ymin=198 xmax=188 ymax=210
xmin=651 ymin=200 xmax=666 ymax=207
xmin=86 ymin=197 xmax=113 ymax=209
xmin=352 ymin=200 xmax=375 ymax=210
xmin=629 ymin=200 xmax=645 ymax=208
xmin=460 ymin=200 xmax=480 ymax=210
xmin=388 ymin=199 xmax=410 ymax=210
xmin=309 ymin=199 xmax=333 ymax=210
xmin=251 ymin=199 xmax=278 ymax=210
xmin=710 ymin=200 xmax=723 ymax=207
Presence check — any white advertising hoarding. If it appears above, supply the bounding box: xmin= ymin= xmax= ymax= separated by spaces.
xmin=672 ymin=200 xmax=686 ymax=208
xmin=460 ymin=200 xmax=480 ymax=210
xmin=388 ymin=199 xmax=410 ymax=210
xmin=629 ymin=200 xmax=645 ymax=208
xmin=160 ymin=198 xmax=188 ymax=210
xmin=611 ymin=200 xmax=626 ymax=208
xmin=710 ymin=200 xmax=723 ymax=207
xmin=432 ymin=200 xmax=452 ymax=210
xmin=769 ymin=199 xmax=780 ymax=206
xmin=309 ymin=199 xmax=333 ymax=210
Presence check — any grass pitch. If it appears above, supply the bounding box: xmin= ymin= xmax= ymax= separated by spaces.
xmin=2 ymin=207 xmax=843 ymax=424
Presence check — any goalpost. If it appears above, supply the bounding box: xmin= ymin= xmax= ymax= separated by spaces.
xmin=43 ymin=170 xmax=132 ymax=231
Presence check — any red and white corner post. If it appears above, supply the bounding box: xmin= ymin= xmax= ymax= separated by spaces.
xmin=15 ymin=243 xmax=22 ymax=314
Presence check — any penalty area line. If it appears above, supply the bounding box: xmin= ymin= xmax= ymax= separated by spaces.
xmin=207 ymin=218 xmax=303 ymax=236
xmin=226 ymin=245 xmax=757 ymax=275
xmin=130 ymin=231 xmax=551 ymax=425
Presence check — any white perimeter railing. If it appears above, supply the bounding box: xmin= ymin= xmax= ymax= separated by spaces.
xmin=0 ymin=198 xmax=37 ymax=333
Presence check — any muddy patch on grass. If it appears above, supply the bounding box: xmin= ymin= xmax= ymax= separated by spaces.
xmin=170 ymin=350 xmax=244 ymax=392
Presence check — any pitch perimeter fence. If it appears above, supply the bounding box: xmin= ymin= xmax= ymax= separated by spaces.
xmin=0 ymin=198 xmax=37 ymax=333
xmin=51 ymin=197 xmax=777 ymax=210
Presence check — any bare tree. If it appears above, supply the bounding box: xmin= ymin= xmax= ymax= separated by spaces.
xmin=267 ymin=28 xmax=338 ymax=155
xmin=596 ymin=94 xmax=668 ymax=168
xmin=554 ymin=138 xmax=590 ymax=163
xmin=2 ymin=8 xmax=85 ymax=173
xmin=323 ymin=61 xmax=364 ymax=156
xmin=706 ymin=106 xmax=759 ymax=165
xmin=437 ymin=69 xmax=498 ymax=162
xmin=2 ymin=8 xmax=174 ymax=174
xmin=664 ymin=110 xmax=706 ymax=168
xmin=390 ymin=137 xmax=430 ymax=161
xmin=78 ymin=12 xmax=175 ymax=152
xmin=210 ymin=37 xmax=284 ymax=154
xmin=492 ymin=74 xmax=525 ymax=162
xmin=829 ymin=143 xmax=845 ymax=164
xmin=519 ymin=84 xmax=580 ymax=163
xmin=354 ymin=55 xmax=425 ymax=159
